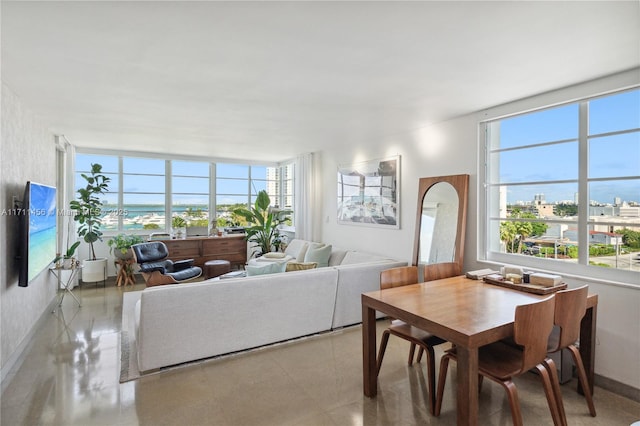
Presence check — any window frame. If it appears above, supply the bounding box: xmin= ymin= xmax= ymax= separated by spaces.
xmin=478 ymin=76 xmax=640 ymax=286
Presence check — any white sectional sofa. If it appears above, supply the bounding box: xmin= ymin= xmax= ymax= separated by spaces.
xmin=134 ymin=239 xmax=405 ymax=373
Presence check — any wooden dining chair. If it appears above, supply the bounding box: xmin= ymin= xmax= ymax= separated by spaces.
xmin=422 ymin=262 xmax=461 ymax=282
xmin=547 ymin=285 xmax=596 ymax=419
xmin=435 ymin=295 xmax=566 ymax=426
xmin=377 ymin=265 xmax=447 ymax=415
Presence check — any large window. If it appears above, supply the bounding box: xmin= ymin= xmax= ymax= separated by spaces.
xmin=172 ymin=161 xmax=210 ymax=230
xmin=123 ymin=157 xmax=166 ymax=230
xmin=481 ymin=87 xmax=640 ymax=282
xmin=74 ymin=153 xmax=294 ymax=234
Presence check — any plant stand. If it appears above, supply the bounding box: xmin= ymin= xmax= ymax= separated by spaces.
xmin=115 ymin=258 xmax=136 ymax=287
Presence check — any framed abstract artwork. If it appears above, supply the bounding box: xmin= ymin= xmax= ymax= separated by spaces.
xmin=337 ymin=155 xmax=400 ymax=229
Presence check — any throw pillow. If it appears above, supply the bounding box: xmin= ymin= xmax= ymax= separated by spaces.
xmin=285 ymin=261 xmax=318 ymax=272
xmin=295 ymin=243 xmax=309 ymax=262
xmin=284 ymin=240 xmax=308 ymax=261
xmin=246 ymin=261 xmax=287 ymax=276
xmin=304 ymin=244 xmax=332 ymax=268
xmin=263 ymin=252 xmax=286 ymax=259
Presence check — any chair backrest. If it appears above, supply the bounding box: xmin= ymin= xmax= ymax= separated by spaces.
xmin=513 ymin=295 xmax=556 ymax=373
xmin=380 ymin=266 xmax=419 ymax=290
xmin=550 ymin=285 xmax=589 ymax=352
xmin=423 ymin=262 xmax=461 ymax=282
xmin=132 ymin=242 xmax=169 ymax=264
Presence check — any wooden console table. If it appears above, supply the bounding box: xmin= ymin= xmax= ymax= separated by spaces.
xmin=158 ymin=234 xmax=247 ymax=268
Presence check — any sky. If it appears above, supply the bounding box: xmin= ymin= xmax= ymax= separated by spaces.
xmin=498 ymin=88 xmax=639 ymax=205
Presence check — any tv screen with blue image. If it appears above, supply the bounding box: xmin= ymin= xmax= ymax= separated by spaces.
xmin=19 ymin=182 xmax=57 ymax=286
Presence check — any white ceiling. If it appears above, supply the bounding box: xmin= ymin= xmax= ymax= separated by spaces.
xmin=2 ymin=1 xmax=639 ymax=162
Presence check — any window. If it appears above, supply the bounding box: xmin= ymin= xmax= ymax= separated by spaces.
xmin=75 ymin=154 xmax=119 ymax=230
xmin=172 ymin=161 xmax=210 ymax=230
xmin=481 ymin=88 xmax=639 ymax=282
xmin=74 ymin=153 xmax=294 ymax=233
xmin=281 ymin=163 xmax=294 ymax=210
xmin=123 ymin=157 xmax=166 ymax=231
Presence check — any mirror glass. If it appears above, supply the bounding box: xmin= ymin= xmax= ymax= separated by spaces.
xmin=412 ymin=174 xmax=469 ymax=272
xmin=418 ymin=182 xmax=459 ymax=264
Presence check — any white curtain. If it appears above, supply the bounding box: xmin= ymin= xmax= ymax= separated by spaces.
xmin=294 ymin=152 xmax=315 ymax=240
xmin=55 ymin=137 xmax=80 ymax=286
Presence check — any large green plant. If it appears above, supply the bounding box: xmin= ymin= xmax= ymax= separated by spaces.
xmin=108 ymin=233 xmax=145 ymax=256
xmin=233 ymin=190 xmax=291 ymax=256
xmin=70 ymin=163 xmax=110 ymax=260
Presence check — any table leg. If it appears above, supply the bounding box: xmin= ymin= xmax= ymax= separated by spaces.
xmin=578 ymin=304 xmax=597 ymax=395
xmin=362 ymin=302 xmax=378 ymax=397
xmin=60 ymin=269 xmax=82 ymax=307
xmin=456 ymin=346 xmax=479 ymax=426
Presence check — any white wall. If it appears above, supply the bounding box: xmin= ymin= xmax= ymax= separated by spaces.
xmin=1 ymin=84 xmax=58 ymax=379
xmin=320 ymin=113 xmax=478 ymax=266
xmin=318 ymin=72 xmax=640 ymax=392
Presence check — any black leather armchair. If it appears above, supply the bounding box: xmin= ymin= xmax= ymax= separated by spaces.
xmin=131 ymin=242 xmax=202 ymax=286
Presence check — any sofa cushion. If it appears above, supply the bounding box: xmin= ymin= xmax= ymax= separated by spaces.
xmin=328 ymin=248 xmax=349 ymax=266
xmin=263 ymin=252 xmax=286 ymax=259
xmin=286 ymin=261 xmax=318 ymax=272
xmin=246 ymin=261 xmax=287 ymax=276
xmin=340 ymin=251 xmax=389 ymax=265
xmin=284 ymin=239 xmax=310 ymax=262
xmin=253 ymin=253 xmax=294 ymax=263
xmin=304 ymin=243 xmax=332 ymax=267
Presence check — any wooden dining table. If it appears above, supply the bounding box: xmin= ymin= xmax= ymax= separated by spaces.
xmin=361 ymin=275 xmax=598 ymax=426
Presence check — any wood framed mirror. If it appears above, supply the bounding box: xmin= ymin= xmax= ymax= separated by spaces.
xmin=412 ymin=174 xmax=469 ymax=274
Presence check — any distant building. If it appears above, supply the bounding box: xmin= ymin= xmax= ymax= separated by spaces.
xmin=531 ymin=193 xmax=554 ymax=217
xmin=563 ymin=229 xmax=624 ymax=245
xmin=589 ymin=231 xmax=623 ymax=245
xmin=620 ymin=205 xmax=640 ymax=217
xmin=590 ymin=205 xmax=618 ymax=216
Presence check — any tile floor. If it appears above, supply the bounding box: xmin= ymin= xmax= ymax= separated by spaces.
xmin=2 ymin=279 xmax=639 ymax=426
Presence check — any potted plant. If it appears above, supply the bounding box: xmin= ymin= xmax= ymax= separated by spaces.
xmin=69 ymin=163 xmax=110 ymax=282
xmin=171 ymin=215 xmax=187 ymax=239
xmin=108 ymin=233 xmax=145 ymax=260
xmin=53 ymin=218 xmax=81 ymax=268
xmin=53 ymin=241 xmax=81 ymax=269
xmin=233 ymin=190 xmax=291 ymax=257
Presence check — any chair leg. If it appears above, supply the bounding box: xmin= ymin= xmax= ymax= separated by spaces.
xmin=377 ymin=331 xmax=391 ymax=374
xmin=408 ymin=343 xmax=417 ymax=365
xmin=568 ymin=344 xmax=597 ymax=417
xmin=420 ymin=344 xmax=437 ymax=415
xmin=536 ymin=363 xmax=565 ymax=426
xmin=416 ymin=347 xmax=424 ymax=363
xmin=434 ymin=353 xmax=451 ymax=416
xmin=544 ymin=358 xmax=567 ymax=426
xmin=499 ymin=379 xmax=524 ymax=426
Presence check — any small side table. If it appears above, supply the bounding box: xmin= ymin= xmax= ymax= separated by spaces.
xmin=49 ymin=266 xmax=83 ymax=307
xmin=204 ymin=259 xmax=231 ymax=280
xmin=115 ymin=258 xmax=136 ymax=287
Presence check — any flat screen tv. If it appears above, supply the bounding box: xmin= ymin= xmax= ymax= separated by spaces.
xmin=18 ymin=182 xmax=57 ymax=287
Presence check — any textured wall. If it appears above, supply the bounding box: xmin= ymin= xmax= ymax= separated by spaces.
xmin=1 ymin=83 xmax=57 ymax=374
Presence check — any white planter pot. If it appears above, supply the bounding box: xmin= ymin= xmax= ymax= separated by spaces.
xmin=82 ymin=258 xmax=107 ymax=283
